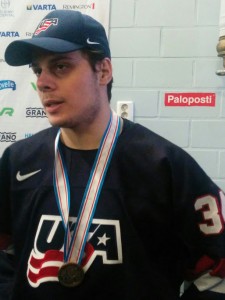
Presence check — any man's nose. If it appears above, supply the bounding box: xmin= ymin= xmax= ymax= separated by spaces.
xmin=36 ymin=69 xmax=56 ymax=92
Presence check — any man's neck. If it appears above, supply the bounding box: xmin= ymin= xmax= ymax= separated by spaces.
xmin=60 ymin=109 xmax=111 ymax=150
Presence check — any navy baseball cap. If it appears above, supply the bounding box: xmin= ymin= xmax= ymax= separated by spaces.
xmin=5 ymin=9 xmax=110 ymax=66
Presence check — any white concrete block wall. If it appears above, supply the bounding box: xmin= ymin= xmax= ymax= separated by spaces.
xmin=109 ymin=0 xmax=225 ymax=190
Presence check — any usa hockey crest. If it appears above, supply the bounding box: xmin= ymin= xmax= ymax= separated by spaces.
xmin=34 ymin=18 xmax=58 ymax=35
xmin=27 ymin=215 xmax=123 ymax=287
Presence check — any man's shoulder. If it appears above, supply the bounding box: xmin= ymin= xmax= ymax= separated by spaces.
xmin=121 ymin=119 xmax=180 ymax=151
xmin=119 ymin=119 xmax=195 ymax=167
xmin=4 ymin=126 xmax=58 ymax=156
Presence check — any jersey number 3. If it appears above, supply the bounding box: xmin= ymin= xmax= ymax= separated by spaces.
xmin=194 ymin=191 xmax=225 ymax=235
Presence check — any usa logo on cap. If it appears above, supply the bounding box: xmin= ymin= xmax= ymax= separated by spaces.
xmin=34 ymin=18 xmax=58 ymax=35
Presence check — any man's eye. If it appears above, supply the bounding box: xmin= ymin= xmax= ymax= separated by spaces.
xmin=32 ymin=67 xmax=42 ymax=77
xmin=56 ymin=64 xmax=68 ymax=72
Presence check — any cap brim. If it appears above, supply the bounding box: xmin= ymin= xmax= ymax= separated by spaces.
xmin=5 ymin=37 xmax=84 ymax=66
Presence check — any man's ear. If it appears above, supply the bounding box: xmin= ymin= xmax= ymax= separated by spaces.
xmin=98 ymin=58 xmax=112 ymax=85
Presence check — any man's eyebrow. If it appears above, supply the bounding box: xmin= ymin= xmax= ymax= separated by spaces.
xmin=46 ymin=54 xmax=77 ymax=61
xmin=49 ymin=55 xmax=74 ymax=62
xmin=29 ymin=55 xmax=78 ymax=68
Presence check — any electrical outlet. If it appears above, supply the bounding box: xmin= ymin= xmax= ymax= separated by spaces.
xmin=117 ymin=101 xmax=134 ymax=121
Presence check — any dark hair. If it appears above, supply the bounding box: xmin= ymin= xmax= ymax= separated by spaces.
xmin=82 ymin=49 xmax=113 ymax=102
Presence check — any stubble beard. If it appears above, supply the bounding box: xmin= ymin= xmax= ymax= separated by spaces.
xmin=50 ymin=96 xmax=102 ymax=131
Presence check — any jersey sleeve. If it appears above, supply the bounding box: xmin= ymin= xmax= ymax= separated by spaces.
xmin=120 ymin=121 xmax=225 ymax=299
xmin=0 ymin=149 xmax=15 ymax=299
xmin=0 ymin=148 xmax=12 ymax=237
xmin=181 ymin=282 xmax=225 ymax=299
xmin=0 ymin=251 xmax=14 ymax=300
xmin=170 ymin=147 xmax=225 ymax=299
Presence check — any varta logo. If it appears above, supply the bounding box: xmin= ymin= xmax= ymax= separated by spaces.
xmin=26 ymin=4 xmax=56 ymax=10
xmin=0 ymin=31 xmax=19 ymax=37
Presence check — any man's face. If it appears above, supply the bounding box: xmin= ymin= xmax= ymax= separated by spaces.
xmin=31 ymin=50 xmax=110 ymax=129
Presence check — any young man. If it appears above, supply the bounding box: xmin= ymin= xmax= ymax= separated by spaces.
xmin=0 ymin=9 xmax=225 ymax=299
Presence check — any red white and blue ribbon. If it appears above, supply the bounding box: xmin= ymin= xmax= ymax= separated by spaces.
xmin=53 ymin=110 xmax=121 ymax=264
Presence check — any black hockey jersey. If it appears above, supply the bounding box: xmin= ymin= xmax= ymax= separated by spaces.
xmin=0 ymin=119 xmax=225 ymax=299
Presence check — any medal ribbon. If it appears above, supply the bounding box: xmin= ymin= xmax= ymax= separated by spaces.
xmin=53 ymin=110 xmax=121 ymax=265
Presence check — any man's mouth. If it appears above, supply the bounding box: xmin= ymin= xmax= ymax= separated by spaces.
xmin=43 ymin=100 xmax=64 ymax=113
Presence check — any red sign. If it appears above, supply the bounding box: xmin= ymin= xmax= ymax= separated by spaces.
xmin=165 ymin=93 xmax=216 ymax=106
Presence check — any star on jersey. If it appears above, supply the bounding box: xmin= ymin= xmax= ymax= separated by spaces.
xmin=97 ymin=233 xmax=110 ymax=246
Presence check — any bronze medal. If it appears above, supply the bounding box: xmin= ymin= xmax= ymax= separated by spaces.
xmin=58 ymin=262 xmax=84 ymax=287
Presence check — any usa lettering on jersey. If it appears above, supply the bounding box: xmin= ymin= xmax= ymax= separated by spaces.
xmin=27 ymin=215 xmax=123 ymax=287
